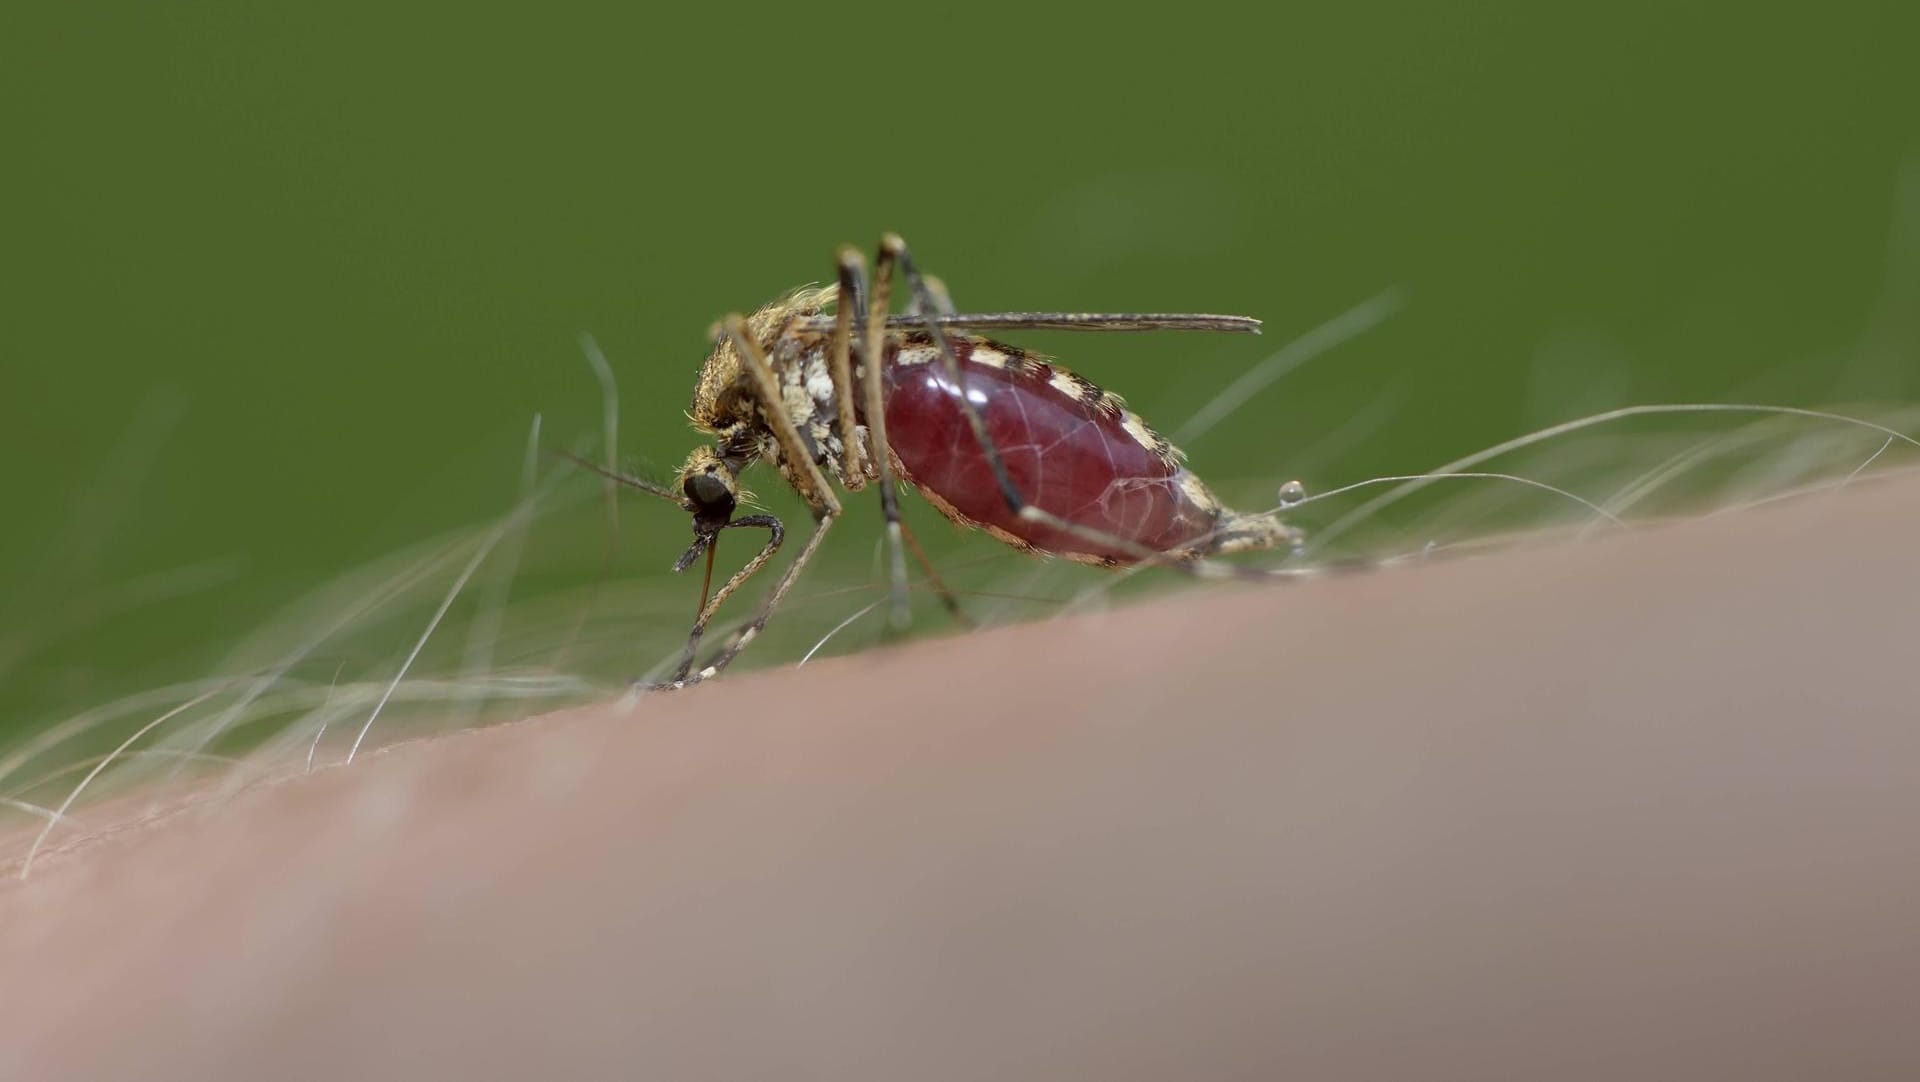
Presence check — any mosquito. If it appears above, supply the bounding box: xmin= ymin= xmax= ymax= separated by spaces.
xmin=573 ymin=234 xmax=1298 ymax=688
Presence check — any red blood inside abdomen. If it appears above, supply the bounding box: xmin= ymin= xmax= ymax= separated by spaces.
xmin=876 ymin=340 xmax=1218 ymax=561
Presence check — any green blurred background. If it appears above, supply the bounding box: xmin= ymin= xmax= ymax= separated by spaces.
xmin=4 ymin=4 xmax=1917 ymax=742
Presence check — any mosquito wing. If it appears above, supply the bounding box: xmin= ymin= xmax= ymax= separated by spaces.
xmin=796 ymin=312 xmax=1262 ymax=335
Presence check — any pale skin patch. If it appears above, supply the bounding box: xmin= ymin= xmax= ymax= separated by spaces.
xmin=971 ymin=346 xmax=1010 ymax=369
xmin=894 ymin=345 xmax=939 ymax=367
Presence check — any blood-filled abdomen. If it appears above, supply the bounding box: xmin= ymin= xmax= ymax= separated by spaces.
xmin=875 ymin=335 xmax=1222 ymax=563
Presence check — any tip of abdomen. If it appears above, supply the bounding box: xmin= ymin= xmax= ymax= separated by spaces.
xmin=1209 ymin=509 xmax=1303 ymax=556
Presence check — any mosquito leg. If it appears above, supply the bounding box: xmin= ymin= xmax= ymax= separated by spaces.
xmin=668 ymin=514 xmax=783 ymax=683
xmin=829 ymin=246 xmax=869 ymax=488
xmin=859 ymin=242 xmax=915 ymax=628
xmin=910 ymin=273 xmax=956 ymax=316
xmin=825 ymin=242 xmax=975 ymax=625
xmin=899 ymin=519 xmax=971 ymax=627
xmin=660 ymin=511 xmax=838 ymax=687
xmin=695 ymin=517 xmax=783 ymax=616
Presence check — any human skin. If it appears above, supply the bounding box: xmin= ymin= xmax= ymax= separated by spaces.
xmin=3 ymin=473 xmax=1919 ymax=1080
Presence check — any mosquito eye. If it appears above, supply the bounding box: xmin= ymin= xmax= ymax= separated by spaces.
xmin=684 ymin=472 xmax=735 ymax=519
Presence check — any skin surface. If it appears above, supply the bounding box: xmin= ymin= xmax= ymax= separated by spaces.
xmin=3 ymin=473 xmax=1919 ymax=1080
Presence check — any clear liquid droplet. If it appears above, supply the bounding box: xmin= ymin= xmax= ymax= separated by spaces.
xmin=1277 ymin=479 xmax=1307 ymax=507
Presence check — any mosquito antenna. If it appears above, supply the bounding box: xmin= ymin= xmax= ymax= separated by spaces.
xmin=547 ymin=448 xmax=685 ymax=507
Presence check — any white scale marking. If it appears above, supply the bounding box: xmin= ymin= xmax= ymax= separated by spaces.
xmin=1047 ymin=370 xmax=1084 ymax=401
xmin=1121 ymin=413 xmax=1161 ymax=452
xmin=804 ymin=356 xmax=834 ymax=404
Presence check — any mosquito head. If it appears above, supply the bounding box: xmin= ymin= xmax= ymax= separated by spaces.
xmin=674 ymin=445 xmax=742 ymax=533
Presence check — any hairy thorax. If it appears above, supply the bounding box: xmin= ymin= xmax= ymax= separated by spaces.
xmin=687 ymin=288 xmax=857 ymax=493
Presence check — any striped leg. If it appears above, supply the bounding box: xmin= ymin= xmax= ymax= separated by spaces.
xmin=665 ymin=514 xmax=783 ymax=683
xmin=656 ymin=510 xmax=837 ymax=688
xmin=856 ymin=246 xmax=916 ymax=628
xmin=825 ymin=246 xmax=969 ymax=625
xmin=829 ymin=247 xmax=869 ymax=489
